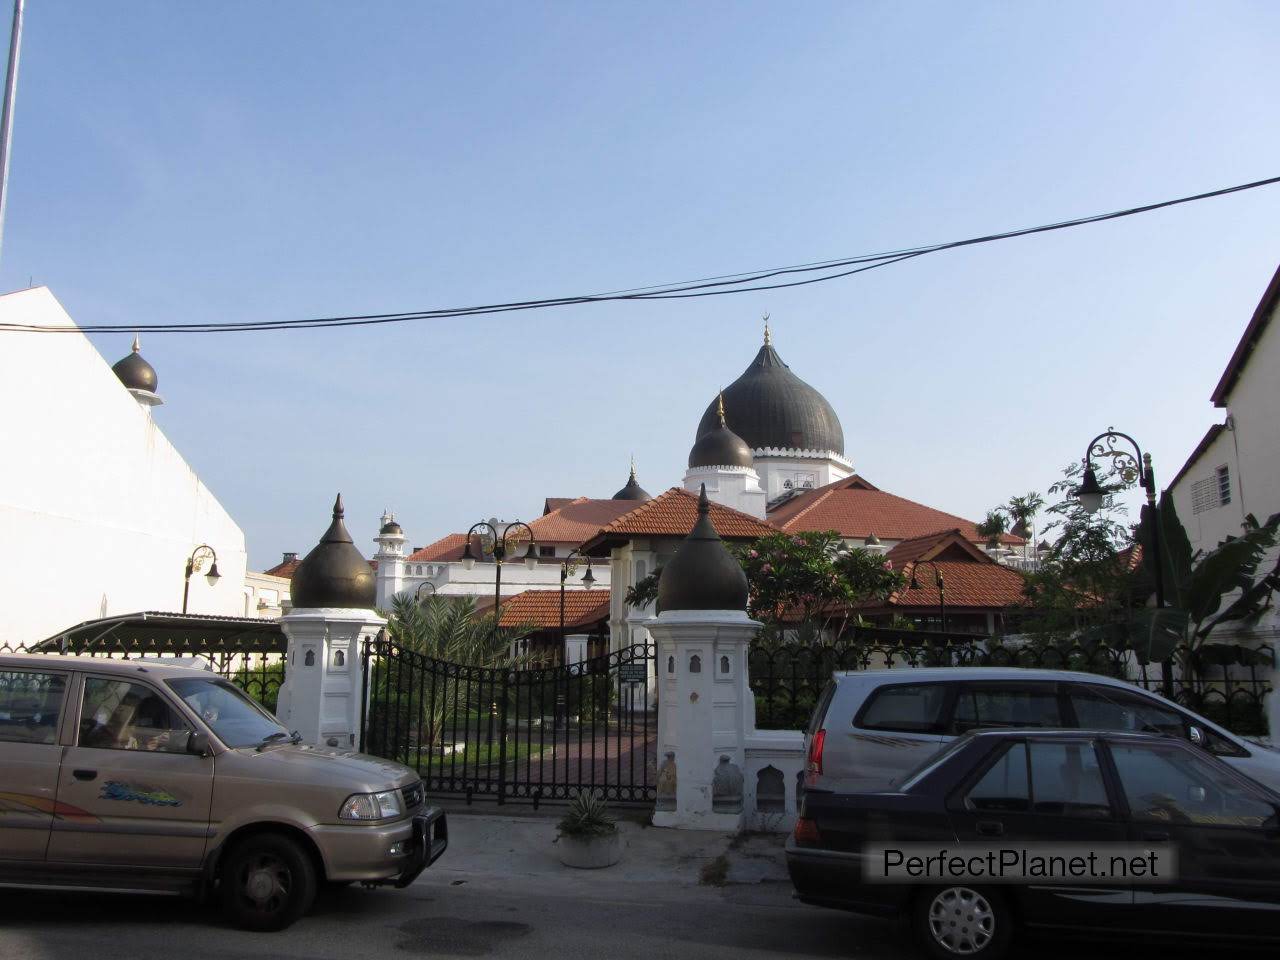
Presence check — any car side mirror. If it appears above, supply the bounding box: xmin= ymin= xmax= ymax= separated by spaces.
xmin=1188 ymin=725 xmax=1205 ymax=747
xmin=187 ymin=730 xmax=211 ymax=757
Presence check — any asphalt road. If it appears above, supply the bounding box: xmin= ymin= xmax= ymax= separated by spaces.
xmin=0 ymin=872 xmax=1246 ymax=960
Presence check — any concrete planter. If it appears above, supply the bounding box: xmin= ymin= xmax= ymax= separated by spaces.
xmin=556 ymin=830 xmax=622 ymax=869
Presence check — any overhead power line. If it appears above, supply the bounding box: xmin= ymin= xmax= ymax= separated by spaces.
xmin=4 ymin=173 xmax=1279 ymax=335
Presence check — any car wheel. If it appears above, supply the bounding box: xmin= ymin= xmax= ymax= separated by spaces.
xmin=913 ymin=885 xmax=1012 ymax=959
xmin=220 ymin=833 xmax=317 ymax=932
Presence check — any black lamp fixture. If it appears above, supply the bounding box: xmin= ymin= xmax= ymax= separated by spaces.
xmin=908 ymin=558 xmax=946 ymax=633
xmin=558 ymin=548 xmax=596 ymax=646
xmin=460 ymin=520 xmax=538 ymax=624
xmin=415 ymin=581 xmax=437 ymax=603
xmin=182 ymin=544 xmax=221 ymax=614
xmin=1076 ymin=427 xmax=1169 ymax=693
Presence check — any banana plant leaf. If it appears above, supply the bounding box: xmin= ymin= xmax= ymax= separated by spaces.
xmin=1184 ymin=520 xmax=1278 ymax=625
xmin=1129 ymin=607 xmax=1189 ymax=665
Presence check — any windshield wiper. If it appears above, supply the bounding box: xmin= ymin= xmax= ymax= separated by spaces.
xmin=255 ymin=732 xmax=290 ymax=752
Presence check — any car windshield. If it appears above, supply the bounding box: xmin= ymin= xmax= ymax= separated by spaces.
xmin=166 ymin=677 xmax=288 ymax=748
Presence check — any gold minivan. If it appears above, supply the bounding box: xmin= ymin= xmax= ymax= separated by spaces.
xmin=0 ymin=653 xmax=446 ymax=930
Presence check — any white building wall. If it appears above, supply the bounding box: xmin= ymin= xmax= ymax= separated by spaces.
xmin=1225 ymin=303 xmax=1280 ymax=533
xmin=1169 ymin=427 xmax=1245 ymax=555
xmin=683 ymin=464 xmax=766 ymax=519
xmin=0 ymin=288 xmax=247 ymax=645
xmin=753 ymin=450 xmax=854 ymax=503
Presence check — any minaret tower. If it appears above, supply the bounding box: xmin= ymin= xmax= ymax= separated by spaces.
xmin=372 ymin=509 xmax=407 ymax=606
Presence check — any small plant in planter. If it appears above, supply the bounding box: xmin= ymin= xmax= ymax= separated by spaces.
xmin=555 ymin=789 xmax=622 ymax=869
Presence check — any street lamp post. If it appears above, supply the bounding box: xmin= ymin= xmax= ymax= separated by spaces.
xmin=181 ymin=544 xmax=221 ymax=614
xmin=459 ymin=520 xmax=539 ymax=626
xmin=559 ymin=548 xmax=596 ymax=647
xmin=1076 ymin=429 xmax=1170 ymax=694
xmin=908 ymin=559 xmax=946 ymax=633
xmin=415 ymin=581 xmax=437 ymax=603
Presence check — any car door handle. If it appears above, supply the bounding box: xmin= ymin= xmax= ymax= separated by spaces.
xmin=72 ymin=769 xmax=97 ymax=781
xmin=1142 ymin=830 xmax=1170 ymax=842
xmin=976 ymin=820 xmax=1004 ymax=837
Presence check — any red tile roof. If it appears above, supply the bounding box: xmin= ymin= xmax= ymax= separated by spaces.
xmin=769 ymin=476 xmax=1024 ymax=545
xmin=581 ymin=487 xmax=778 ymax=552
xmin=886 ymin=559 xmax=1030 ymax=609
xmin=262 ymin=558 xmax=300 ymax=578
xmin=407 ymin=533 xmax=469 ymax=563
xmin=885 ymin=529 xmax=992 ymax=566
xmin=529 ymin=497 xmax=639 ymax=544
xmin=873 ymin=529 xmax=1029 ymax=610
xmin=497 ymin=589 xmax=610 ymax=630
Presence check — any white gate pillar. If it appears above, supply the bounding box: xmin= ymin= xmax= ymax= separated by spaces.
xmin=646 ymin=485 xmax=757 ymax=831
xmin=272 ymin=493 xmax=382 ymax=751
xmin=278 ymin=608 xmax=385 ymax=749
xmin=649 ymin=608 xmax=758 ymax=830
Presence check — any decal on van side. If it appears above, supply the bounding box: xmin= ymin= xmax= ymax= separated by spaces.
xmin=0 ymin=792 xmax=100 ymax=823
xmin=99 ymin=781 xmax=182 ymax=807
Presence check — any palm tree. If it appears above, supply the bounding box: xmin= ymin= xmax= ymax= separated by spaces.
xmin=1007 ymin=491 xmax=1046 ymax=551
xmin=369 ymin=594 xmax=532 ymax=758
xmin=976 ymin=509 xmax=1010 ymax=549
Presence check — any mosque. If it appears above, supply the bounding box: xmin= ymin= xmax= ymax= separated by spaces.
xmin=351 ymin=318 xmax=1028 ymax=652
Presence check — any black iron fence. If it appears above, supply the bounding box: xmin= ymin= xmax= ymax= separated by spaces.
xmin=0 ymin=638 xmax=286 ymax=712
xmin=361 ymin=635 xmax=657 ymax=806
xmin=749 ymin=629 xmax=1274 ymax=737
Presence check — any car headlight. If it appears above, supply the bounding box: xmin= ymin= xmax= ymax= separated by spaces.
xmin=339 ymin=790 xmax=404 ymax=821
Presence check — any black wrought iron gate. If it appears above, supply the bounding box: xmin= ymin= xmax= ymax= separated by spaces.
xmin=360 ymin=637 xmax=657 ymax=806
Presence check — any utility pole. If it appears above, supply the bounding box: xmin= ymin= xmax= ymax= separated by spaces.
xmin=0 ymin=0 xmax=25 ymax=264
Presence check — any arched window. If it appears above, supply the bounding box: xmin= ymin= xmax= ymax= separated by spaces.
xmin=689 ymin=654 xmax=701 ymax=674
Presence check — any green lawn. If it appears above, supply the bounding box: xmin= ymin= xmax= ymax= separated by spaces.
xmin=416 ymin=739 xmax=545 ymax=768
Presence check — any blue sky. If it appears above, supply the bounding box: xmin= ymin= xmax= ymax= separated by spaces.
xmin=3 ymin=2 xmax=1278 ymax=567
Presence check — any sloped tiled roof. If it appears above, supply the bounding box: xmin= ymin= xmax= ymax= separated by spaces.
xmin=407 ymin=533 xmax=469 ymax=563
xmin=873 ymin=529 xmax=1029 ymax=610
xmin=885 ymin=529 xmax=992 ymax=567
xmin=887 ymin=559 xmax=1030 ymax=609
xmin=582 ymin=487 xmax=778 ymax=551
xmin=262 ymin=557 xmax=300 ymax=578
xmin=769 ymin=476 xmax=1023 ymax=545
xmin=497 ymin=589 xmax=610 ymax=630
xmin=543 ymin=497 xmax=578 ymax=514
xmin=529 ymin=497 xmax=638 ymax=544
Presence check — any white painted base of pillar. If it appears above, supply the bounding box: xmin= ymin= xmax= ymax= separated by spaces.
xmin=651 ymin=810 xmax=744 ymax=832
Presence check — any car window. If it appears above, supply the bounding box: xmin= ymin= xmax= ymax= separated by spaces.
xmin=78 ymin=677 xmax=190 ymax=753
xmin=857 ymin=683 xmax=948 ymax=733
xmin=952 ymin=684 xmax=1062 ymax=733
xmin=1110 ymin=743 xmax=1275 ymax=828
xmin=167 ymin=676 xmax=287 ymax=748
xmin=1069 ymin=685 xmax=1186 ymax=738
xmin=1028 ymin=741 xmax=1111 ymax=819
xmin=0 ymin=670 xmax=66 ymax=745
xmin=965 ymin=742 xmax=1030 ymax=812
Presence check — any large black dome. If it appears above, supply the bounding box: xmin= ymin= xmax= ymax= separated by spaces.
xmin=112 ymin=336 xmax=158 ymax=393
xmin=290 ymin=494 xmax=377 ymax=609
xmin=696 ymin=338 xmax=843 ymax=455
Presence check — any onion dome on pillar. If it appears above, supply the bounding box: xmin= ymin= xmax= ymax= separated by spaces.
xmin=657 ymin=485 xmax=749 ymax=612
xmin=290 ymin=494 xmax=377 ymax=608
xmin=612 ymin=458 xmax=652 ymax=501
xmin=695 ymin=320 xmax=843 ymax=454
xmin=112 ymin=335 xmax=163 ymax=406
xmin=688 ymin=393 xmax=753 ymax=469
xmin=379 ymin=514 xmax=403 ymax=536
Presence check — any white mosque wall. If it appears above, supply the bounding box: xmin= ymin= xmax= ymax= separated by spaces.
xmin=683 ymin=464 xmax=767 ymax=519
xmin=0 ymin=288 xmax=248 ymax=645
xmin=753 ymin=450 xmax=853 ymax=502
